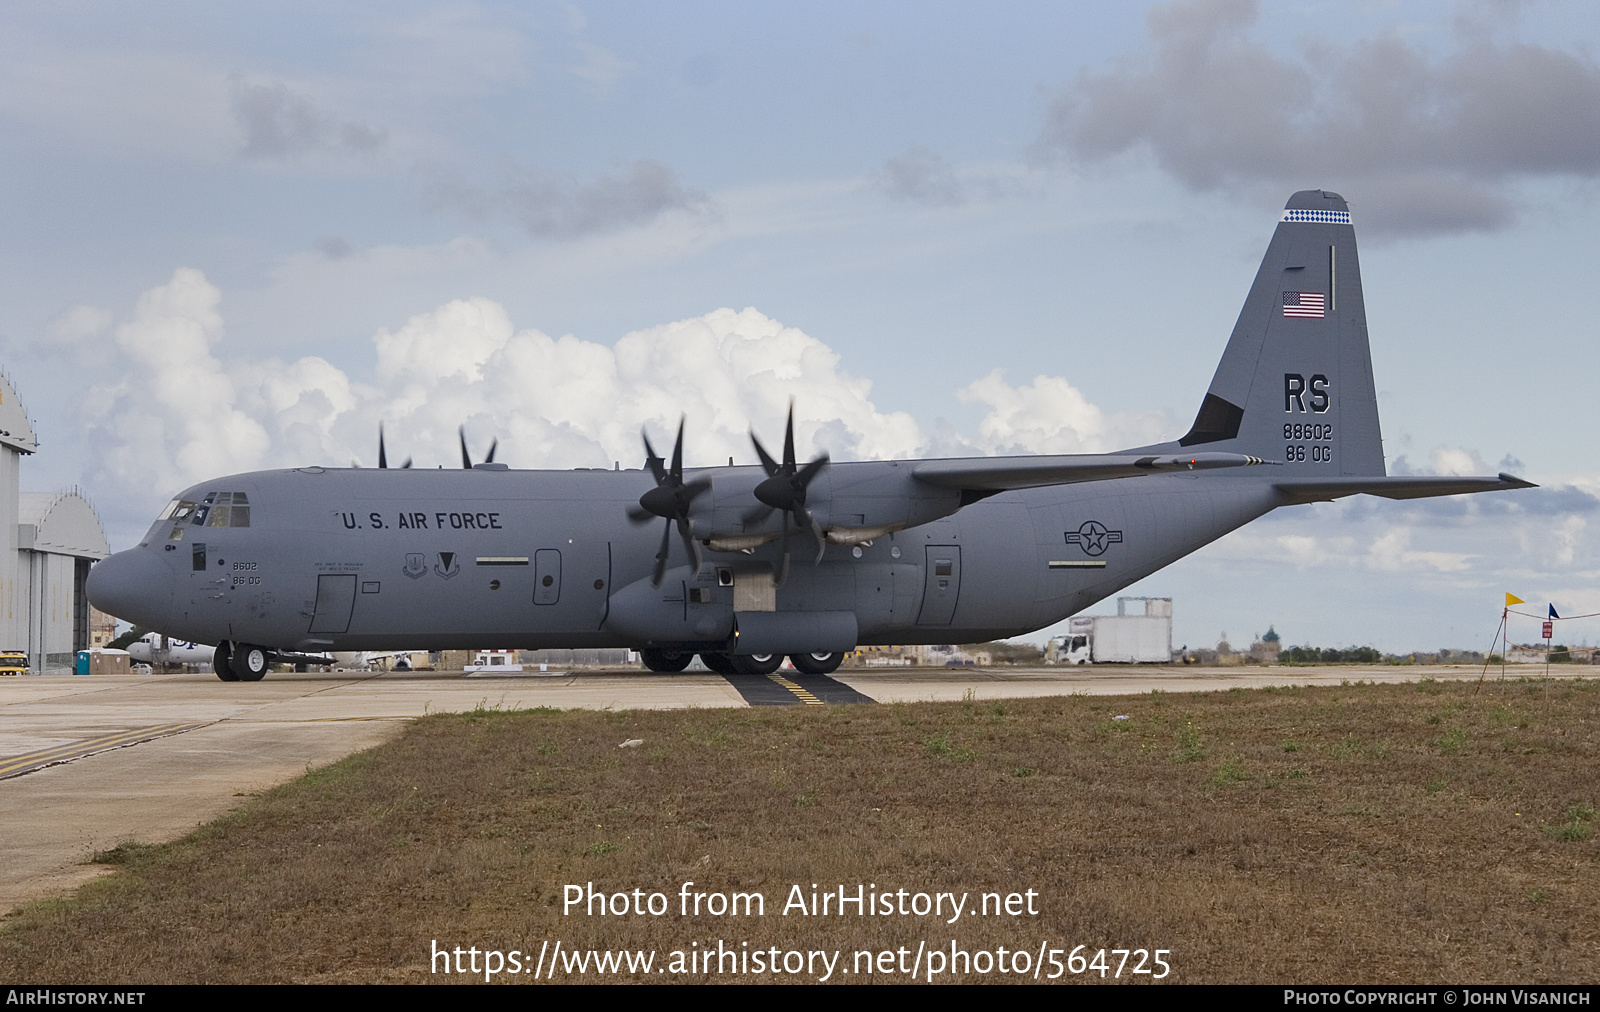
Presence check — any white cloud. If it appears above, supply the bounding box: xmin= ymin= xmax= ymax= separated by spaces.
xmin=85 ymin=269 xmax=271 ymax=495
xmin=957 ymin=368 xmax=1172 ymax=454
xmin=75 ymin=275 xmax=940 ymax=514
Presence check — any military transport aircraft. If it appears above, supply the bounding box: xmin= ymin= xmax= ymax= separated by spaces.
xmin=86 ymin=190 xmax=1533 ymax=681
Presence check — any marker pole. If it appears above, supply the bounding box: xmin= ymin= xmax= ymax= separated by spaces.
xmin=1475 ymin=608 xmax=1507 ymax=696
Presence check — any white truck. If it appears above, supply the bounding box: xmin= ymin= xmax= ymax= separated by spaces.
xmin=1051 ymin=597 xmax=1173 ymax=665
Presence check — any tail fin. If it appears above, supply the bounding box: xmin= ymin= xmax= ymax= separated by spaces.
xmin=1173 ymin=190 xmax=1384 ymax=477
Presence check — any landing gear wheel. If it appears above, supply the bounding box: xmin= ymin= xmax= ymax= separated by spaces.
xmin=213 ymin=643 xmax=239 ymax=682
xmin=699 ymin=652 xmax=736 ymax=675
xmin=789 ymin=651 xmax=843 ymax=675
xmin=234 ymin=644 xmax=270 ymax=681
xmin=730 ymin=652 xmax=782 ymax=675
xmin=639 ymin=648 xmax=693 ymax=672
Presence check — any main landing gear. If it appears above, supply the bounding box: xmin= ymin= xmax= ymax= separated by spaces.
xmin=638 ymin=648 xmax=845 ymax=676
xmin=638 ymin=648 xmax=693 ymax=672
xmin=213 ymin=641 xmax=270 ymax=682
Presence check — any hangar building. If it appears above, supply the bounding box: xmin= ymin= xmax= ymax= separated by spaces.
xmin=0 ymin=371 xmax=111 ymax=673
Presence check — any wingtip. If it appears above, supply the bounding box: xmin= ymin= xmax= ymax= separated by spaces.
xmin=1498 ymin=472 xmax=1539 ymax=489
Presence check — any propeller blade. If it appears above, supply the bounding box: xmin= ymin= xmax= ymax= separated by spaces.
xmin=626 ymin=504 xmax=656 ymax=525
xmin=742 ymin=502 xmax=775 ymax=526
xmin=775 ymin=518 xmax=791 ymax=588
xmin=485 ymin=437 xmax=498 ymax=464
xmin=750 ymin=432 xmax=780 ymax=476
xmin=401 ymin=457 xmax=412 ymax=469
xmin=796 ymin=453 xmax=829 ymax=487
xmin=641 ymin=429 xmax=665 ymax=483
xmin=782 ymin=401 xmax=796 ymax=470
xmin=652 ymin=521 xmax=672 ymax=587
xmin=677 ymin=516 xmax=702 ymax=574
xmin=459 ymin=426 xmax=472 ymax=469
xmin=809 ymin=514 xmax=827 ymax=564
xmin=669 ymin=416 xmax=685 ymax=479
xmin=378 ymin=423 xmax=388 ymax=469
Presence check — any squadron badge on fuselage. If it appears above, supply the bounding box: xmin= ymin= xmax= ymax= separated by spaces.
xmin=434 ymin=552 xmax=460 ymax=580
xmin=403 ymin=553 xmax=427 ymax=580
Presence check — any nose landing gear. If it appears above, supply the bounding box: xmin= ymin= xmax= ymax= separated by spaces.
xmin=213 ymin=641 xmax=270 ymax=682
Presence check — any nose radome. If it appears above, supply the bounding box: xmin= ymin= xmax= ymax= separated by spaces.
xmin=87 ymin=549 xmax=175 ymax=629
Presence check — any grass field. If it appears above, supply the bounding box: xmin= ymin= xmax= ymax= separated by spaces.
xmin=2 ymin=676 xmax=1597 ymax=984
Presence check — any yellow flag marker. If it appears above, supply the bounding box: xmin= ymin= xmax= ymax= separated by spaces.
xmin=1505 ymin=593 xmax=1524 ymax=606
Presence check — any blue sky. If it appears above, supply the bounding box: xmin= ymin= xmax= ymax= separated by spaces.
xmin=2 ymin=0 xmax=1597 ymax=652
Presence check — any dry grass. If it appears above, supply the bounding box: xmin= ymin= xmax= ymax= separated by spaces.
xmin=3 ymin=677 xmax=1598 ymax=983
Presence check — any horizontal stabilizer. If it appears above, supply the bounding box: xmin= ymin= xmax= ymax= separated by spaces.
xmin=914 ymin=452 xmax=1274 ymax=492
xmin=1275 ymin=472 xmax=1537 ymax=505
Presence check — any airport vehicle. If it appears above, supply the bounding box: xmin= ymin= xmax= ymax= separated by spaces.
xmin=1051 ymin=599 xmax=1172 ymax=665
xmin=86 ymin=190 xmax=1533 ymax=681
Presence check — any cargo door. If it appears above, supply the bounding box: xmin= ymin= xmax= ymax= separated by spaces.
xmin=915 ymin=546 xmax=961 ymax=626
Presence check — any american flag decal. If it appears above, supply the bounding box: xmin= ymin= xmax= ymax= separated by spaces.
xmin=1283 ymin=291 xmax=1325 ymax=318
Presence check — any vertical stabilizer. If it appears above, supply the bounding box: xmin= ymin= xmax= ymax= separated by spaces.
xmin=1173 ymin=190 xmax=1384 ymax=477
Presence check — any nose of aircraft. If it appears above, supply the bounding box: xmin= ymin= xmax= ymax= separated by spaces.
xmin=87 ymin=549 xmax=175 ymax=629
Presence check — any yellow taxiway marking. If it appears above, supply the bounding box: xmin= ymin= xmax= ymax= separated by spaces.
xmin=0 ymin=722 xmax=211 ymax=780
xmin=767 ymin=674 xmax=824 ymax=705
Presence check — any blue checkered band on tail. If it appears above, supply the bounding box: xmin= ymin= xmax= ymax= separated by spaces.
xmin=1280 ymin=208 xmax=1352 ymax=224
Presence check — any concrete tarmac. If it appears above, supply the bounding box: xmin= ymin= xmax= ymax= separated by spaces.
xmin=0 ymin=663 xmax=1585 ymax=913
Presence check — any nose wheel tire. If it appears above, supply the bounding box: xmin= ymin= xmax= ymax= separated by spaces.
xmin=730 ymin=652 xmax=782 ymax=675
xmin=213 ymin=643 xmax=239 ymax=682
xmin=234 ymin=644 xmax=270 ymax=681
xmin=639 ymin=648 xmax=693 ymax=672
xmin=789 ymin=651 xmax=843 ymax=675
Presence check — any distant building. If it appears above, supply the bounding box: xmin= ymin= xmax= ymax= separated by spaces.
xmin=0 ymin=372 xmax=112 ymax=673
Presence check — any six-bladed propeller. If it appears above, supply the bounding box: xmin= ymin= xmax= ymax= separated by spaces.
xmin=627 ymin=418 xmax=713 ymax=586
xmin=746 ymin=404 xmax=829 ymax=584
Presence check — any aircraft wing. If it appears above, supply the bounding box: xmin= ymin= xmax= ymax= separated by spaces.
xmin=912 ymin=451 xmax=1273 ymax=492
xmin=1274 ymin=473 xmax=1537 ymax=504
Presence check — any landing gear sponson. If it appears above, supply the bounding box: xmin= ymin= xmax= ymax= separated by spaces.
xmin=637 ymin=648 xmax=844 ymax=676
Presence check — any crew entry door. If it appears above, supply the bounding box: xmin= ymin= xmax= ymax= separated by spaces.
xmin=916 ymin=546 xmax=961 ymax=626
xmin=309 ymin=574 xmax=357 ymax=634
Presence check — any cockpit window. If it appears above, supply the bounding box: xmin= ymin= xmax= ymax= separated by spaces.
xmin=190 ymin=491 xmax=251 ymax=529
xmin=160 ymin=499 xmax=197 ymax=522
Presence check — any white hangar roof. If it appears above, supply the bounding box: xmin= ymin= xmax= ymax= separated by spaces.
xmin=0 ymin=372 xmax=37 ymax=454
xmin=19 ymin=490 xmax=110 ymax=560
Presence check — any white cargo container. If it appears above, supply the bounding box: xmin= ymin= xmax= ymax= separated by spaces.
xmin=1051 ymin=598 xmax=1172 ymax=664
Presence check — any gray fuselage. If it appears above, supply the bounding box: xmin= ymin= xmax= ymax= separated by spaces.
xmin=88 ymin=462 xmax=1282 ymax=654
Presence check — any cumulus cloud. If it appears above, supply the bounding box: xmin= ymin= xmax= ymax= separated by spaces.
xmin=1035 ymin=0 xmax=1600 ymax=236
xmin=230 ymin=78 xmax=387 ymax=159
xmin=69 ymin=272 xmax=1193 ymax=535
xmin=427 ymin=160 xmax=711 ymax=238
xmin=83 ymin=269 xmax=272 ymax=496
xmin=957 ymin=368 xmax=1172 ymax=454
